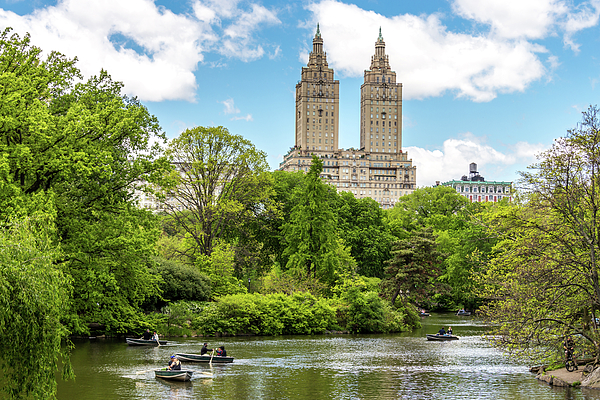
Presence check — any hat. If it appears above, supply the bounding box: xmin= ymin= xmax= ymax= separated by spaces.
xmin=171 ymin=355 xmax=175 ymax=358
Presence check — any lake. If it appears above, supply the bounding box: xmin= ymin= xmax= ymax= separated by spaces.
xmin=57 ymin=313 xmax=600 ymax=399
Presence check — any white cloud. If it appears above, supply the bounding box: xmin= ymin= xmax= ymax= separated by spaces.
xmin=306 ymin=0 xmax=600 ymax=102
xmin=0 ymin=0 xmax=280 ymax=102
xmin=307 ymin=0 xmax=547 ymax=102
xmin=452 ymin=0 xmax=568 ymax=39
xmin=219 ymin=98 xmax=252 ymax=121
xmin=405 ymin=134 xmax=548 ymax=186
xmin=452 ymin=0 xmax=600 ymax=52
xmin=232 ymin=114 xmax=253 ymax=121
xmin=561 ymin=0 xmax=600 ymax=51
xmin=220 ymin=98 xmax=240 ymax=114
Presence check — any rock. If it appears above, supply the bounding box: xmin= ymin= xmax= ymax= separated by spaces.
xmin=551 ymin=377 xmax=569 ymax=387
xmin=535 ymin=372 xmax=570 ymax=387
xmin=582 ymin=367 xmax=600 ymax=388
xmin=584 ymin=364 xmax=595 ymax=374
xmin=536 ymin=373 xmax=552 ymax=384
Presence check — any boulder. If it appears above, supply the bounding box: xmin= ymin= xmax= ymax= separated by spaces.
xmin=535 ymin=372 xmax=570 ymax=387
xmin=582 ymin=366 xmax=600 ymax=388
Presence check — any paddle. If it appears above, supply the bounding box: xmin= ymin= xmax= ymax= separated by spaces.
xmin=209 ymin=349 xmax=214 ymax=365
xmin=136 ymin=368 xmax=160 ymax=375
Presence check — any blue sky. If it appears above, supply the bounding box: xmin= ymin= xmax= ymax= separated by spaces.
xmin=1 ymin=0 xmax=599 ymax=186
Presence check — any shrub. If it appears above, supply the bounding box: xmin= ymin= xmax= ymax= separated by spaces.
xmin=143 ymin=258 xmax=211 ymax=310
xmin=191 ymin=293 xmax=336 ymax=336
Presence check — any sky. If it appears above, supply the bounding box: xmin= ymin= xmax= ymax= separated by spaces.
xmin=1 ymin=0 xmax=599 ymax=187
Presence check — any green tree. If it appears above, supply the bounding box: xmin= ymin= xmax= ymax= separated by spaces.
xmin=283 ymin=155 xmax=355 ymax=285
xmin=480 ymin=105 xmax=600 ymax=362
xmin=161 ymin=126 xmax=274 ymax=261
xmin=0 ymin=29 xmax=171 ymax=334
xmin=382 ymin=227 xmax=444 ymax=305
xmin=0 ymin=217 xmax=73 ymax=399
xmin=335 ymin=192 xmax=394 ymax=277
xmin=386 ymin=186 xmax=470 ymax=237
xmin=197 ymin=241 xmax=248 ymax=298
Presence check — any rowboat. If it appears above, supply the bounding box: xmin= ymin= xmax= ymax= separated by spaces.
xmin=126 ymin=338 xmax=167 ymax=346
xmin=175 ymin=352 xmax=234 ymax=363
xmin=426 ymin=334 xmax=459 ymax=341
xmin=456 ymin=310 xmax=471 ymax=316
xmin=154 ymin=369 xmax=193 ymax=381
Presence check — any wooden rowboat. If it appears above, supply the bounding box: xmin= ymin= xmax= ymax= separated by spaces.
xmin=154 ymin=369 xmax=193 ymax=381
xmin=175 ymin=352 xmax=234 ymax=363
xmin=426 ymin=334 xmax=459 ymax=341
xmin=126 ymin=337 xmax=167 ymax=346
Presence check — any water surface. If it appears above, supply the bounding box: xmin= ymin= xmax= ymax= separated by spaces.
xmin=57 ymin=314 xmax=600 ymax=399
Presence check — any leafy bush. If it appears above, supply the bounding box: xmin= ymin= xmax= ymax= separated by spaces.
xmin=338 ymin=287 xmax=416 ymax=333
xmin=191 ymin=293 xmax=336 ymax=335
xmin=143 ymin=258 xmax=211 ymax=310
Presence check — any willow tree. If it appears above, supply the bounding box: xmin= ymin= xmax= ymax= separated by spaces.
xmin=161 ymin=126 xmax=274 ymax=261
xmin=0 ymin=217 xmax=73 ymax=399
xmin=480 ymin=105 xmax=600 ymax=362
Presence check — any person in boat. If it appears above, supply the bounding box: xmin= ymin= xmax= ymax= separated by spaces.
xmin=167 ymin=355 xmax=181 ymax=371
xmin=564 ymin=336 xmax=578 ymax=370
xmin=141 ymin=329 xmax=152 ymax=340
xmin=447 ymin=326 xmax=453 ymax=335
xmin=438 ymin=327 xmax=446 ymax=336
xmin=216 ymin=346 xmax=227 ymax=357
xmin=152 ymin=331 xmax=160 ymax=342
xmin=201 ymin=343 xmax=213 ymax=355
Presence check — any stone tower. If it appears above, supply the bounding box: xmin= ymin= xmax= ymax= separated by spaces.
xmin=360 ymin=28 xmax=403 ymax=153
xmin=294 ymin=24 xmax=340 ymax=152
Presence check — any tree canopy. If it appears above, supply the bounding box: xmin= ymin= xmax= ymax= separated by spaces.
xmin=160 ymin=126 xmax=274 ymax=261
xmin=480 ymin=105 xmax=600 ymax=362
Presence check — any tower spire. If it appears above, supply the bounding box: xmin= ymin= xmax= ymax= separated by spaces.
xmin=378 ymin=26 xmax=383 ymax=41
xmin=316 ymin=23 xmax=321 ymax=38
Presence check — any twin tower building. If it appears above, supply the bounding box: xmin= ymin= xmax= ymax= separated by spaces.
xmin=279 ymin=26 xmax=417 ymax=208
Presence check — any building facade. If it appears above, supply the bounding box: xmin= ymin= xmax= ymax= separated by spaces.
xmin=280 ymin=26 xmax=416 ymax=209
xmin=440 ymin=163 xmax=512 ymax=203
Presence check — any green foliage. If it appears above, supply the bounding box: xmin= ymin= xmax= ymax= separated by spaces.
xmin=161 ymin=125 xmax=274 ymax=260
xmin=143 ymin=258 xmax=211 ymax=310
xmin=479 ymin=105 xmax=600 ymax=363
xmin=192 ymin=293 xmax=337 ymax=336
xmin=0 ymin=217 xmax=73 ymax=400
xmin=283 ymin=155 xmax=355 ymax=285
xmin=335 ymin=193 xmax=394 ymax=277
xmin=0 ymin=28 xmax=171 ymax=335
xmin=382 ymin=227 xmax=445 ymax=305
xmin=386 ymin=186 xmax=495 ymax=308
xmin=196 ymin=241 xmax=247 ymax=298
xmin=330 ymin=275 xmax=382 ymax=298
xmin=258 ymin=266 xmax=328 ymax=296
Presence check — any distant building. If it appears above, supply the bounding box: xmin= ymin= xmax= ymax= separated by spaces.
xmin=440 ymin=163 xmax=512 ymax=202
xmin=279 ymin=26 xmax=416 ymax=209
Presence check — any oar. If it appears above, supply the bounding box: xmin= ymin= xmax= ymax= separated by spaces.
xmin=195 ymin=371 xmax=214 ymax=377
xmin=210 ymin=349 xmax=214 ymax=365
xmin=136 ymin=368 xmax=157 ymax=375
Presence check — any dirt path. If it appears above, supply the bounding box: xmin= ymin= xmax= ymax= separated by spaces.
xmin=537 ymin=367 xmax=584 ymax=386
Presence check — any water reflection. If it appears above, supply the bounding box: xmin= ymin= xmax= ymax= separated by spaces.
xmin=57 ymin=314 xmax=600 ymax=399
